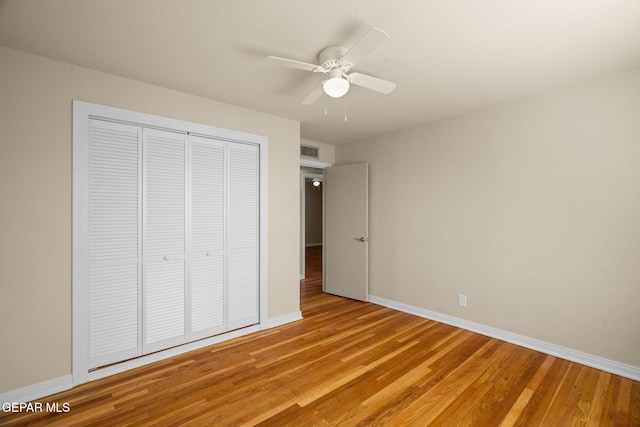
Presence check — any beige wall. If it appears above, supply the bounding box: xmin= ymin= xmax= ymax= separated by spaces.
xmin=0 ymin=46 xmax=300 ymax=393
xmin=301 ymin=138 xmax=335 ymax=164
xmin=305 ymin=181 xmax=323 ymax=245
xmin=337 ymin=69 xmax=640 ymax=367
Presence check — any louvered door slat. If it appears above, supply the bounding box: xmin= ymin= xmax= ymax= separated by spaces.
xmin=145 ymin=130 xmax=186 ymax=259
xmin=88 ymin=119 xmax=142 ymax=369
xmin=145 ymin=259 xmax=185 ymax=346
xmin=227 ymin=143 xmax=259 ymax=329
xmin=189 ymin=136 xmax=225 ymax=339
xmin=143 ymin=128 xmax=187 ymax=352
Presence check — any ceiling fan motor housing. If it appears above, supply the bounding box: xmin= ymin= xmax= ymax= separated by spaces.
xmin=318 ymin=46 xmax=352 ymax=73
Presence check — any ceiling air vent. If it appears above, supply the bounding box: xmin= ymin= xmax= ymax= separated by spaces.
xmin=300 ymin=145 xmax=319 ymax=159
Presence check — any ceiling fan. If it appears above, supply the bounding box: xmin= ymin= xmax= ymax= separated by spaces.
xmin=267 ymin=27 xmax=396 ymax=105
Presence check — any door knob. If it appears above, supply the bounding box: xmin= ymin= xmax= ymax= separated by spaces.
xmin=355 ymin=237 xmax=367 ymax=242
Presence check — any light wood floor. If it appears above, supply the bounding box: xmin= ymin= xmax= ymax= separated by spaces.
xmin=2 ymin=246 xmax=639 ymax=426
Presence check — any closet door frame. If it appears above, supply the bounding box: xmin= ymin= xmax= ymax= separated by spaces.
xmin=72 ymin=101 xmax=269 ymax=386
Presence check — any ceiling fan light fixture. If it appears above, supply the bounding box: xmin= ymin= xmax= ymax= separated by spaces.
xmin=323 ymin=70 xmax=350 ymax=98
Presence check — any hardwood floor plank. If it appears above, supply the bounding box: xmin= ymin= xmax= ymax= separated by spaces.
xmin=514 ymin=357 xmax=571 ymax=426
xmin=1 ymin=245 xmax=638 ymax=426
xmin=499 ymin=354 xmax=556 ymax=427
xmin=553 ymin=365 xmax=594 ymax=426
xmin=442 ymin=346 xmax=548 ymax=427
xmin=615 ymin=379 xmax=633 ymax=426
xmin=383 ymin=338 xmax=499 ymax=425
xmin=298 ymin=340 xmax=421 ymax=407
xmin=500 ymin=388 xmax=535 ymax=427
xmin=630 ymin=381 xmax=640 ymax=426
xmin=362 ymin=357 xmax=433 ymax=409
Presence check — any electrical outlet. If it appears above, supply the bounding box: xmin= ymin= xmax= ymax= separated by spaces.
xmin=458 ymin=294 xmax=467 ymax=307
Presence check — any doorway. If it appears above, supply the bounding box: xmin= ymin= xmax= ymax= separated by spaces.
xmin=299 ymin=161 xmax=369 ymax=303
xmin=300 ymin=172 xmax=323 ymax=279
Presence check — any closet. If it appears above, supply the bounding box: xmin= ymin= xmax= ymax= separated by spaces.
xmin=75 ymin=102 xmax=263 ymax=374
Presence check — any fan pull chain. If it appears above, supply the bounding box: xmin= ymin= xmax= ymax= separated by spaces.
xmin=344 ymin=93 xmax=348 ymax=122
xmin=324 ymin=93 xmax=328 ymax=116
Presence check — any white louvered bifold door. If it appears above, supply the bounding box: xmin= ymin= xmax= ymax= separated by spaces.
xmin=88 ymin=119 xmax=142 ymax=369
xmin=143 ymin=128 xmax=187 ymax=353
xmin=227 ymin=143 xmax=260 ymax=330
xmin=189 ymin=135 xmax=226 ymax=340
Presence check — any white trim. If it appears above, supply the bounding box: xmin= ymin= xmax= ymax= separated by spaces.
xmin=78 ymin=101 xmax=266 ymax=145
xmin=72 ymin=102 xmax=90 ymax=384
xmin=0 ymin=376 xmax=73 ymax=405
xmin=259 ymin=140 xmax=269 ymax=329
xmin=300 ymin=159 xmax=331 ymax=169
xmin=72 ymin=100 xmax=269 ymax=386
xmin=369 ymin=295 xmax=640 ymax=382
xmin=267 ymin=311 xmax=303 ymax=329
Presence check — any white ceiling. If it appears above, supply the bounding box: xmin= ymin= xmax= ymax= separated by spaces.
xmin=1 ymin=0 xmax=639 ymax=145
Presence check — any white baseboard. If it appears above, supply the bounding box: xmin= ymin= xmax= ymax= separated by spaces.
xmin=0 ymin=375 xmax=73 ymax=405
xmin=268 ymin=311 xmax=303 ymax=328
xmin=369 ymin=295 xmax=640 ymax=382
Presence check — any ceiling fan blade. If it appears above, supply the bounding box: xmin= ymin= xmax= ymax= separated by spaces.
xmin=266 ymin=56 xmax=320 ymax=72
xmin=341 ymin=27 xmax=389 ymax=66
xmin=302 ymin=85 xmax=324 ymax=105
xmin=348 ymin=72 xmax=396 ymax=94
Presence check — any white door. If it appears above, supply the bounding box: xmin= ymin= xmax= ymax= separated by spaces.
xmin=324 ymin=163 xmax=368 ymax=301
xmin=142 ymin=128 xmax=187 ymax=353
xmin=189 ymin=135 xmax=226 ymax=340
xmin=87 ymin=119 xmax=142 ymax=369
xmin=226 ymin=143 xmax=260 ymax=330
